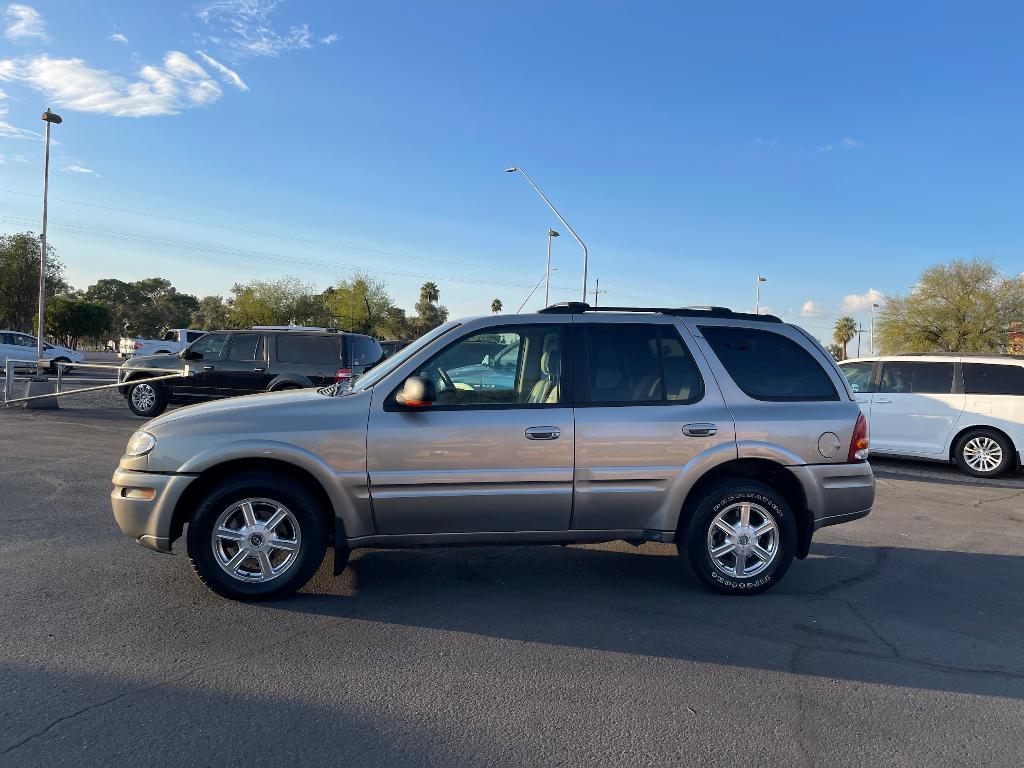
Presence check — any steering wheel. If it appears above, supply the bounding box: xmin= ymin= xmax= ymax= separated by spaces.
xmin=437 ymin=366 xmax=456 ymax=391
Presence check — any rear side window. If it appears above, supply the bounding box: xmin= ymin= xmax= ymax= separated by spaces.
xmin=350 ymin=335 xmax=384 ymax=367
xmin=700 ymin=326 xmax=838 ymax=402
xmin=879 ymin=362 xmax=954 ymax=394
xmin=963 ymin=363 xmax=1024 ymax=395
xmin=186 ymin=331 xmax=205 ymax=343
xmin=226 ymin=334 xmax=263 ymax=362
xmin=585 ymin=324 xmax=703 ymax=404
xmin=276 ymin=334 xmax=341 ymax=365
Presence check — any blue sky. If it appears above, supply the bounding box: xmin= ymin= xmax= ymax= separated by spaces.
xmin=1 ymin=1 xmax=1021 ymax=343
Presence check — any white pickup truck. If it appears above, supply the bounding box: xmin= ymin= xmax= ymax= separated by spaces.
xmin=119 ymin=329 xmax=207 ymax=359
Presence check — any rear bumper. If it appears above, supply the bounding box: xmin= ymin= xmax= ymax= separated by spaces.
xmin=788 ymin=461 xmax=875 ymax=531
xmin=111 ymin=468 xmax=196 ymax=552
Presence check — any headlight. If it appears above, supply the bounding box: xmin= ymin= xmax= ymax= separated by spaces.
xmin=125 ymin=430 xmax=157 ymax=457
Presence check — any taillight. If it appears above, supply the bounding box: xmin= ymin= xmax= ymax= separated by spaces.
xmin=335 ymin=367 xmax=352 ymax=383
xmin=848 ymin=412 xmax=869 ymax=462
xmin=133 ymin=342 xmax=143 ymax=350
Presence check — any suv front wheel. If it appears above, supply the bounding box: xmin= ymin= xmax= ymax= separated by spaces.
xmin=186 ymin=471 xmax=328 ymax=600
xmin=682 ymin=480 xmax=796 ymax=595
xmin=127 ymin=378 xmax=168 ymax=418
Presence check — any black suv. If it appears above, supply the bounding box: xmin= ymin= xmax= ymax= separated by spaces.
xmin=119 ymin=328 xmax=383 ymax=417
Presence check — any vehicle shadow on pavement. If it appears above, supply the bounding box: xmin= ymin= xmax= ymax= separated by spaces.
xmin=277 ymin=540 xmax=1024 ymax=701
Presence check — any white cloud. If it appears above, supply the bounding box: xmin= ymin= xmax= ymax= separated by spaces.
xmin=841 ymin=137 xmax=862 ymax=149
xmin=753 ymin=137 xmax=777 ymax=148
xmin=321 ymin=33 xmax=338 ymax=45
xmin=63 ymin=164 xmax=96 ymax=175
xmin=110 ymin=32 xmax=128 ymax=44
xmin=0 ymin=52 xmax=222 ymax=117
xmin=0 ymin=153 xmax=5 ymax=163
xmin=197 ymin=0 xmax=313 ymax=60
xmin=0 ymin=85 xmax=43 ymax=139
xmin=818 ymin=144 xmax=834 ymax=152
xmin=800 ymin=300 xmax=828 ymax=319
xmin=4 ymin=3 xmax=46 ymax=41
xmin=196 ymin=51 xmax=248 ymax=91
xmin=841 ymin=288 xmax=885 ymax=313
xmin=13 ymin=153 xmax=28 ymax=162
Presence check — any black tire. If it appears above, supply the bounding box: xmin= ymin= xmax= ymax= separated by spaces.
xmin=48 ymin=356 xmax=72 ymax=373
xmin=680 ymin=480 xmax=796 ymax=596
xmin=953 ymin=428 xmax=1015 ymax=478
xmin=126 ymin=378 xmax=168 ymax=418
xmin=186 ymin=471 xmax=328 ymax=601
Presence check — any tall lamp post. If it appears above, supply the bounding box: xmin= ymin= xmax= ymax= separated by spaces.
xmin=505 ymin=167 xmax=589 ymax=303
xmin=870 ymin=302 xmax=880 ymax=354
xmin=544 ymin=229 xmax=559 ymax=307
xmin=36 ymin=107 xmax=62 ymax=365
xmin=755 ymin=275 xmax=767 ymax=315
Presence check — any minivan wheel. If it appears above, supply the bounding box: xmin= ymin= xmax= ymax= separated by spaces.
xmin=127 ymin=379 xmax=167 ymax=417
xmin=681 ymin=481 xmax=796 ymax=596
xmin=953 ymin=429 xmax=1014 ymax=478
xmin=186 ymin=472 xmax=327 ymax=601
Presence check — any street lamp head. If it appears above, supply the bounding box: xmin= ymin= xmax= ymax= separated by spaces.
xmin=41 ymin=108 xmax=62 ymax=124
xmin=548 ymin=229 xmax=560 ymax=237
xmin=872 ymin=303 xmax=880 ymax=308
xmin=757 ymin=275 xmax=767 ymax=283
xmin=504 ymin=167 xmax=518 ymax=173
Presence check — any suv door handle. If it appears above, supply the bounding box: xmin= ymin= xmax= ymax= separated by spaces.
xmin=874 ymin=397 xmax=893 ymax=404
xmin=202 ymin=365 xmax=214 ymax=371
xmin=525 ymin=426 xmax=560 ymax=440
xmin=253 ymin=367 xmax=265 ymax=373
xmin=682 ymin=423 xmax=717 ymax=437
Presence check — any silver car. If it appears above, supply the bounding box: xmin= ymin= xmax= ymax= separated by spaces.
xmin=111 ymin=304 xmax=874 ymax=601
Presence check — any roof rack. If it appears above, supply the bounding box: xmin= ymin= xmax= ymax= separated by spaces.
xmin=536 ymin=302 xmax=783 ymax=323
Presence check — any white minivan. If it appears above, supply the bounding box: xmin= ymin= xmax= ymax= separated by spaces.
xmin=839 ymin=355 xmax=1024 ymax=477
xmin=0 ymin=330 xmax=85 ymax=372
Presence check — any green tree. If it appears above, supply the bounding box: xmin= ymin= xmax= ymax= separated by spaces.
xmin=83 ymin=277 xmax=199 ymax=337
xmin=83 ymin=278 xmax=145 ymax=335
xmin=833 ymin=316 xmax=857 ymax=360
xmin=45 ymin=296 xmax=113 ymax=349
xmin=324 ymin=272 xmax=396 ymax=335
xmin=877 ymin=258 xmax=1024 ymax=354
xmin=826 ymin=343 xmax=843 ymax=361
xmin=414 ymin=281 xmax=449 ymax=336
xmin=190 ymin=295 xmax=232 ymax=330
xmin=228 ymin=277 xmax=328 ymax=328
xmin=491 ymin=298 xmax=503 ymax=314
xmin=0 ymin=232 xmax=67 ymax=332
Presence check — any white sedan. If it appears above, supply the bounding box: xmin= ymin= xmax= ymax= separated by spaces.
xmin=0 ymin=330 xmax=85 ymax=372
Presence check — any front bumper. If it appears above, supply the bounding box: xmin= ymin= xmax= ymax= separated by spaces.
xmin=788 ymin=461 xmax=875 ymax=531
xmin=111 ymin=467 xmax=197 ymax=552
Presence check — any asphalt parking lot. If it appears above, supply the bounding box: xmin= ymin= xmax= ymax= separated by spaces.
xmin=1 ymin=398 xmax=1022 ymax=767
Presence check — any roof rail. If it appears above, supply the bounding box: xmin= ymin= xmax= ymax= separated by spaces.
xmin=536 ymin=302 xmax=783 ymax=323
xmin=898 ymin=352 xmax=1024 ymax=360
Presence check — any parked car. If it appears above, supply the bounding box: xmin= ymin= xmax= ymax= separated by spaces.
xmin=839 ymin=354 xmax=1024 ymax=477
xmin=119 ymin=329 xmax=208 ymax=359
xmin=0 ymin=330 xmax=85 ymax=372
xmin=111 ymin=303 xmax=875 ymax=601
xmin=118 ymin=327 xmax=384 ymax=417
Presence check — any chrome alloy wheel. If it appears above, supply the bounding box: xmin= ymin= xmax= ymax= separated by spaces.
xmin=131 ymin=383 xmax=156 ymax=412
xmin=706 ymin=501 xmax=779 ymax=578
xmin=212 ymin=498 xmax=301 ymax=583
xmin=962 ymin=436 xmax=1003 ymax=473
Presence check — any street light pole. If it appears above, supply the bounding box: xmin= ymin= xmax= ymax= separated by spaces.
xmin=755 ymin=275 xmax=767 ymax=315
xmin=545 ymin=229 xmax=559 ymax=307
xmin=506 ymin=167 xmax=589 ymax=303
xmin=870 ymin=302 xmax=879 ymax=354
xmin=36 ymin=107 xmax=62 ymax=365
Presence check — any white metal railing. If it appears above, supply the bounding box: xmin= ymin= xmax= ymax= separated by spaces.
xmin=2 ymin=359 xmax=192 ymax=406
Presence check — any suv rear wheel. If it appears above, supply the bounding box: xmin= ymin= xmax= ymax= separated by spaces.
xmin=953 ymin=428 xmax=1014 ymax=478
xmin=127 ymin=379 xmax=167 ymax=418
xmin=186 ymin=471 xmax=328 ymax=600
xmin=681 ymin=480 xmax=796 ymax=595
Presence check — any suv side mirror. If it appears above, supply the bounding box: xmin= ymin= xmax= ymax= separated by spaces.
xmin=181 ymin=349 xmax=200 ymax=360
xmin=395 ymin=376 xmax=436 ymax=408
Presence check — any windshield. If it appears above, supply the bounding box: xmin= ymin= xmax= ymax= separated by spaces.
xmin=347 ymin=322 xmax=460 ymax=393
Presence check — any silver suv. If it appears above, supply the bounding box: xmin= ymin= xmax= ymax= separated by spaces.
xmin=111 ymin=304 xmax=875 ymax=601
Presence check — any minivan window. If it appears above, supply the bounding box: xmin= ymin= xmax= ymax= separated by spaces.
xmin=700 ymin=326 xmax=838 ymax=401
xmin=276 ymin=334 xmax=341 ymax=365
xmin=226 ymin=333 xmax=263 ymax=362
xmin=586 ymin=324 xmax=703 ymax=404
xmin=350 ymin=335 xmax=384 ymax=367
xmin=840 ymin=362 xmax=874 ymax=393
xmin=879 ymin=362 xmax=954 ymax=394
xmin=962 ymin=363 xmax=1024 ymax=395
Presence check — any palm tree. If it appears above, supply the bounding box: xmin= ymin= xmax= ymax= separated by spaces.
xmin=419 ymin=282 xmax=440 ymax=305
xmin=491 ymin=298 xmax=503 ymax=314
xmin=833 ymin=316 xmax=857 ymax=360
